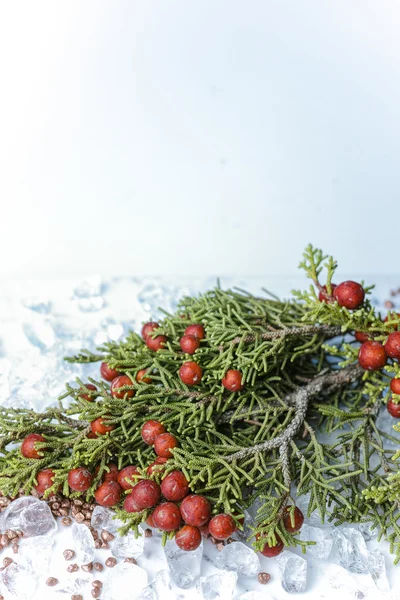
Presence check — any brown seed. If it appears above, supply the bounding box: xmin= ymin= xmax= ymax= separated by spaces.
xmin=61 ymin=517 xmax=72 ymax=526
xmin=385 ymin=300 xmax=395 ymax=309
xmin=63 ymin=549 xmax=76 ymax=561
xmin=52 ymin=502 xmax=61 ymax=510
xmin=83 ymin=519 xmax=92 ymax=527
xmin=85 ymin=511 xmax=93 ymax=520
xmin=16 ymin=531 xmax=24 ymax=538
xmin=0 ymin=535 xmax=8 ymax=547
xmin=6 ymin=530 xmax=17 ymax=540
xmin=101 ymin=530 xmax=115 ymax=542
xmin=73 ymin=499 xmax=84 ymax=507
xmin=71 ymin=595 xmax=83 ymax=600
xmin=52 ymin=510 xmax=61 ymax=517
xmin=145 ymin=528 xmax=152 ymax=538
xmin=3 ymin=557 xmax=13 ymax=567
xmin=91 ymin=590 xmax=100 ymax=599
xmin=67 ymin=563 xmax=79 ymax=573
xmin=59 ymin=509 xmax=69 ymax=517
xmin=46 ymin=577 xmax=59 ymax=587
xmin=75 ymin=512 xmax=85 ymax=523
xmin=258 ymin=572 xmax=271 ymax=585
xmin=94 ymin=539 xmax=102 ymax=549
xmin=105 ymin=557 xmax=117 ymax=568
xmin=61 ymin=499 xmax=71 ymax=508
xmin=93 ymin=562 xmax=104 ymax=572
xmin=124 ymin=557 xmax=137 ymax=564
xmin=92 ymin=580 xmax=103 ymax=588
xmin=83 ymin=502 xmax=92 ymax=511
xmin=81 ymin=562 xmax=93 ymax=572
xmin=101 ymin=541 xmax=110 ymax=550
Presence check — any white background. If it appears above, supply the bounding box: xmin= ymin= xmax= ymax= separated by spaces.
xmin=1 ymin=0 xmax=400 ymax=279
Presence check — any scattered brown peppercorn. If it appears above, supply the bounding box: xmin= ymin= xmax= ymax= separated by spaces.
xmin=124 ymin=557 xmax=137 ymax=564
xmin=46 ymin=577 xmax=58 ymax=587
xmin=67 ymin=563 xmax=79 ymax=573
xmin=101 ymin=530 xmax=115 ymax=542
xmin=93 ymin=562 xmax=104 ymax=572
xmin=61 ymin=517 xmax=72 ymax=526
xmin=144 ymin=528 xmax=152 ymax=538
xmin=105 ymin=556 xmax=117 ymax=567
xmin=81 ymin=562 xmax=93 ymax=572
xmin=63 ymin=549 xmax=76 ymax=561
xmin=3 ymin=557 xmax=13 ymax=567
xmin=94 ymin=539 xmax=102 ymax=549
xmin=91 ymin=590 xmax=100 ymax=599
xmin=258 ymin=572 xmax=271 ymax=585
xmin=71 ymin=595 xmax=83 ymax=600
xmin=92 ymin=580 xmax=103 ymax=588
xmin=74 ymin=512 xmax=85 ymax=523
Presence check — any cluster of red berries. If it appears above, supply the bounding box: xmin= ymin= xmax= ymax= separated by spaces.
xmin=257 ymin=506 xmax=304 ymax=557
xmin=319 ymin=280 xmax=365 ymax=310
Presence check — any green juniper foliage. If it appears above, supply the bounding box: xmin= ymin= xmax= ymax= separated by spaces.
xmin=1 ymin=245 xmax=400 ymax=560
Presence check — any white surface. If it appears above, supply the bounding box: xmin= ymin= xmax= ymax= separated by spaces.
xmin=1 ymin=1 xmax=400 ymax=278
xmin=0 ymin=275 xmax=400 ymax=598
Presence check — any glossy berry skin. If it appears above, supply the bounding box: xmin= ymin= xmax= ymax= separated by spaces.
xmin=78 ymin=383 xmax=98 ymax=402
xmin=180 ymin=335 xmax=200 ymax=355
xmin=318 ymin=284 xmax=337 ymax=303
xmin=117 ymin=465 xmax=140 ymax=490
xmin=390 ymin=378 xmax=400 ymax=395
xmin=175 ymin=525 xmax=202 ymax=551
xmin=358 ymin=341 xmax=387 ymax=371
xmin=21 ymin=433 xmax=46 ymax=459
xmin=384 ymin=332 xmax=400 ymax=360
xmin=387 ymin=398 xmax=400 ymax=418
xmin=123 ymin=492 xmax=140 ymax=513
xmin=141 ymin=420 xmax=166 ymax=445
xmin=34 ymin=469 xmax=56 ymax=496
xmin=147 ymin=457 xmax=168 ymax=476
xmin=146 ymin=512 xmax=157 ymax=527
xmin=355 ymin=331 xmax=369 ymax=343
xmin=260 ymin=536 xmax=284 ymax=557
xmin=184 ymin=324 xmax=205 ymax=340
xmin=154 ymin=433 xmax=179 ymax=458
xmin=136 ymin=369 xmax=152 ymax=384
xmin=111 ymin=375 xmax=135 ymax=399
xmin=179 ymin=361 xmax=203 ymax=386
xmin=146 ymin=335 xmax=167 ymax=352
xmin=161 ymin=471 xmax=190 ymax=502
xmin=141 ymin=321 xmax=160 ymax=340
xmin=94 ymin=481 xmax=122 ymax=507
xmin=333 ymin=281 xmax=365 ymax=310
xmin=103 ymin=462 xmax=119 ymax=482
xmin=283 ymin=506 xmax=304 ymax=533
xmin=222 ymin=370 xmax=244 ymax=392
xmin=153 ymin=502 xmax=182 ymax=531
xmin=100 ymin=362 xmax=119 ymax=382
xmin=68 ymin=467 xmax=93 ymax=492
xmin=180 ymin=494 xmax=211 ymax=527
xmin=130 ymin=479 xmax=161 ymax=510
xmin=208 ymin=514 xmax=236 ymax=540
xmin=90 ymin=416 xmax=115 ymax=436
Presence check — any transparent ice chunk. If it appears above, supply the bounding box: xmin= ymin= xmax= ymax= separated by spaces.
xmin=102 ymin=562 xmax=148 ymax=600
xmin=277 ymin=550 xmax=307 ymax=593
xmin=164 ymin=537 xmax=203 ymax=588
xmin=71 ymin=522 xmax=95 ymax=564
xmin=214 ymin=541 xmax=260 ymax=576
xmin=197 ymin=570 xmax=238 ymax=600
xmin=0 ymin=496 xmax=56 ymax=537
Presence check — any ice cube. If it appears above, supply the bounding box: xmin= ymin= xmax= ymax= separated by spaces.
xmin=0 ymin=496 xmax=56 ymax=537
xmin=299 ymin=523 xmax=334 ymax=560
xmin=164 ymin=537 xmax=203 ymax=588
xmin=331 ymin=528 xmax=370 ymax=574
xmin=18 ymin=535 xmax=54 ymax=575
xmin=197 ymin=570 xmax=238 ymax=600
xmin=139 ymin=570 xmax=173 ymax=600
xmin=214 ymin=541 xmax=260 ymax=576
xmin=102 ymin=562 xmax=148 ymax=600
xmin=71 ymin=522 xmax=95 ymax=564
xmin=110 ymin=528 xmax=145 ymax=559
xmin=91 ymin=505 xmax=114 ymax=530
xmin=56 ymin=577 xmax=92 ymax=596
xmin=277 ymin=550 xmax=307 ymax=593
xmin=0 ymin=562 xmax=37 ymax=599
xmin=367 ymin=549 xmax=390 ymax=591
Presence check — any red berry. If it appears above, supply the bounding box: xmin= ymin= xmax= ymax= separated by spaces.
xmin=222 ymin=370 xmax=244 ymax=392
xmin=175 ymin=525 xmax=202 ymax=551
xmin=384 ymin=313 xmax=400 ymax=330
xmin=100 ymin=362 xmax=120 ymax=381
xmin=90 ymin=416 xmax=115 ymax=436
xmin=130 ymin=479 xmax=161 ymax=510
xmin=208 ymin=514 xmax=236 ymax=540
xmin=147 ymin=457 xmax=168 ymax=476
xmin=283 ymin=506 xmax=304 ymax=533
xmin=179 ymin=361 xmax=203 ymax=386
xmin=21 ymin=434 xmax=46 ymax=459
xmin=123 ymin=492 xmax=140 ymax=513
xmin=146 ymin=335 xmax=167 ymax=352
xmin=161 ymin=471 xmax=190 ymax=502
xmin=333 ymin=281 xmax=365 ymax=310
xmin=111 ymin=375 xmax=135 ymax=399
xmin=141 ymin=322 xmax=160 ymax=340
xmin=318 ymin=284 xmax=337 ymax=303
xmin=180 ymin=335 xmax=200 ymax=355
xmin=146 ymin=512 xmax=157 ymax=527
xmin=117 ymin=466 xmax=140 ymax=490
xmin=94 ymin=481 xmax=122 ymax=507
xmin=103 ymin=462 xmax=119 ymax=482
xmin=141 ymin=420 xmax=166 ymax=445
xmin=184 ymin=324 xmax=205 ymax=340
xmin=34 ymin=469 xmax=56 ymax=496
xmin=358 ymin=341 xmax=387 ymax=371
xmin=390 ymin=378 xmax=400 ymax=395
xmin=153 ymin=502 xmax=182 ymax=531
xmin=136 ymin=369 xmax=152 ymax=384
xmin=355 ymin=331 xmax=369 ymax=343
xmin=68 ymin=467 xmax=93 ymax=492
xmin=78 ymin=383 xmax=98 ymax=402
xmin=385 ymin=332 xmax=400 ymax=360
xmin=259 ymin=536 xmax=284 ymax=557
xmin=154 ymin=433 xmax=179 ymax=458
xmin=387 ymin=398 xmax=400 ymax=418
xmin=180 ymin=494 xmax=211 ymax=527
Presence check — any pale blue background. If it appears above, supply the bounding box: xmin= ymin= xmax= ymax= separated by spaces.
xmin=1 ymin=0 xmax=399 ymax=278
